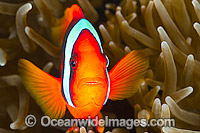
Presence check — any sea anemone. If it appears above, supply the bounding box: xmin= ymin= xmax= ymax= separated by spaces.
xmin=0 ymin=0 xmax=200 ymax=133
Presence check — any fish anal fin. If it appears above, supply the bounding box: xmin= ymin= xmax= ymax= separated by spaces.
xmin=109 ymin=50 xmax=149 ymax=100
xmin=18 ymin=59 xmax=66 ymax=119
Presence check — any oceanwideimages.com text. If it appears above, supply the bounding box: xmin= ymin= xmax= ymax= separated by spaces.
xmin=25 ymin=115 xmax=175 ymax=129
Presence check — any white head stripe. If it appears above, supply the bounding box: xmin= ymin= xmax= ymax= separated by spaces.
xmin=104 ymin=69 xmax=110 ymax=105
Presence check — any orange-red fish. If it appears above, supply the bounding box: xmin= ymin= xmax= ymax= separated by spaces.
xmin=18 ymin=4 xmax=148 ymax=121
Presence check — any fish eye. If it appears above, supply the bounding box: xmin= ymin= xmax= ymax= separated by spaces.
xmin=70 ymin=58 xmax=77 ymax=70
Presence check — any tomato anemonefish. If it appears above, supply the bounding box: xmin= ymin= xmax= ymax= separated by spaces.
xmin=18 ymin=4 xmax=148 ymax=122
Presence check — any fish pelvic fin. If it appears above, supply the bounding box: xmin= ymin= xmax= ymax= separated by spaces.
xmin=51 ymin=4 xmax=84 ymax=46
xmin=18 ymin=59 xmax=66 ymax=119
xmin=108 ymin=50 xmax=149 ymax=100
xmin=96 ymin=112 xmax=104 ymax=133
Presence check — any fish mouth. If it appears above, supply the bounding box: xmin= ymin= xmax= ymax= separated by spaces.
xmin=77 ymin=77 xmax=105 ymax=89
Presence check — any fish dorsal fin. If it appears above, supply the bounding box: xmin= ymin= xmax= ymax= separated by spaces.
xmin=51 ymin=4 xmax=84 ymax=45
xmin=18 ymin=59 xmax=66 ymax=119
xmin=70 ymin=4 xmax=84 ymax=21
xmin=108 ymin=50 xmax=149 ymax=100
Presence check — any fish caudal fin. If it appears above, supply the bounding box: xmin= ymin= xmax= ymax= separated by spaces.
xmin=18 ymin=59 xmax=66 ymax=119
xmin=108 ymin=50 xmax=149 ymax=100
xmin=51 ymin=4 xmax=84 ymax=45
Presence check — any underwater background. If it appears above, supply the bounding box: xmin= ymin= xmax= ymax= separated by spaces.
xmin=0 ymin=0 xmax=200 ymax=132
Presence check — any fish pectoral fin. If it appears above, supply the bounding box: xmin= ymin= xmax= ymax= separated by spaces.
xmin=108 ymin=50 xmax=149 ymax=100
xmin=18 ymin=59 xmax=66 ymax=119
